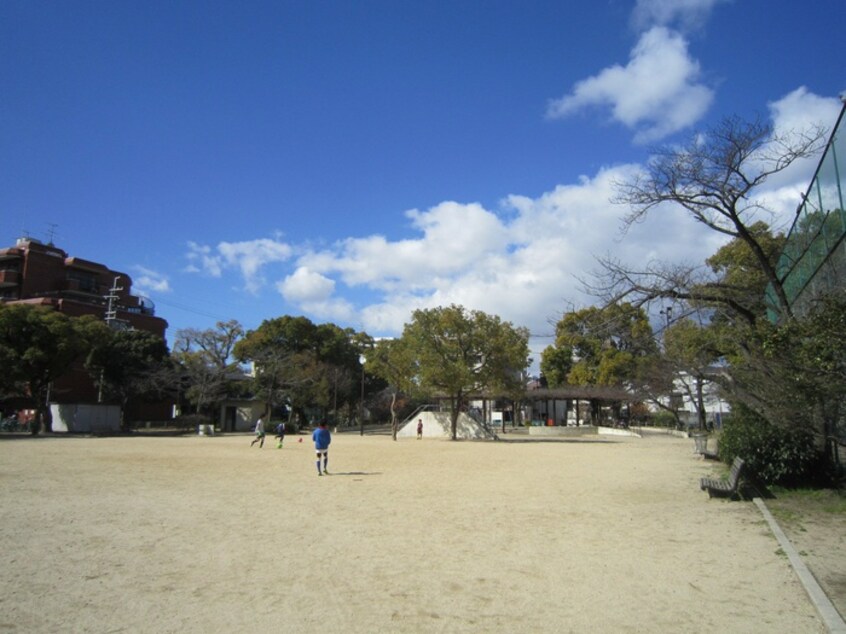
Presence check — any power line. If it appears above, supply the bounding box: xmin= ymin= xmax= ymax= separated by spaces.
xmin=148 ymin=295 xmax=235 ymax=322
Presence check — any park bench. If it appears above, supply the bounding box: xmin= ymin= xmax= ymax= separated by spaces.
xmin=700 ymin=456 xmax=745 ymax=500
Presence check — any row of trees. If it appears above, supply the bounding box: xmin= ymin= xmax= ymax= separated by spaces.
xmin=0 ymin=303 xmax=530 ymax=441
xmin=0 ymin=304 xmax=172 ymax=432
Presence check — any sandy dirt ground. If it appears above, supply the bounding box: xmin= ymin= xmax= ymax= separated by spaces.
xmin=766 ymin=488 xmax=846 ymax=621
xmin=0 ymin=429 xmax=833 ymax=633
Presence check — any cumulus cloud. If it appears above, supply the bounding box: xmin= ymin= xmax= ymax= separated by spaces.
xmin=278 ymin=267 xmax=335 ymax=303
xmin=769 ymin=86 xmax=841 ymax=140
xmin=290 ymin=162 xmax=723 ymax=340
xmin=631 ymin=0 xmax=729 ymax=32
xmin=277 ymin=268 xmax=355 ymax=321
xmin=132 ymin=266 xmax=171 ymax=295
xmin=546 ymin=27 xmax=713 ymax=143
xmin=746 ymin=88 xmax=842 ymax=227
xmin=185 ymin=237 xmax=292 ymax=293
xmin=297 ymin=201 xmax=510 ymax=292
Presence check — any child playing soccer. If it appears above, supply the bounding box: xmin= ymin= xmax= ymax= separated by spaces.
xmin=250 ymin=417 xmax=265 ymax=448
xmin=312 ymin=422 xmax=331 ymax=476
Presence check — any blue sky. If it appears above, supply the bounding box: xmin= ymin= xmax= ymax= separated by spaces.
xmin=2 ymin=0 xmax=844 ymax=368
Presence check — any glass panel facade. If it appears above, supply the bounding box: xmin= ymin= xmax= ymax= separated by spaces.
xmin=770 ymin=104 xmax=846 ymax=319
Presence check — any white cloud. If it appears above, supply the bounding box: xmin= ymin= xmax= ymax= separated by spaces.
xmin=217 ymin=239 xmax=292 ymax=294
xmin=631 ymin=0 xmax=729 ymax=32
xmin=298 ymin=297 xmax=357 ymax=322
xmin=289 ymin=162 xmax=723 ymax=340
xmin=278 ymin=267 xmax=335 ymax=303
xmin=185 ymin=238 xmax=292 ymax=294
xmin=277 ymin=269 xmax=355 ymax=321
xmin=769 ymin=87 xmax=841 ymax=140
xmin=745 ymin=88 xmax=842 ymax=229
xmin=297 ymin=201 xmax=510 ymax=291
xmin=185 ymin=241 xmax=222 ymax=277
xmin=546 ymin=27 xmax=713 ymax=143
xmin=132 ymin=266 xmax=171 ymax=295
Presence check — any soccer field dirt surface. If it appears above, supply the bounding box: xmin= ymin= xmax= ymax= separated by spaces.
xmin=0 ymin=431 xmax=829 ymax=633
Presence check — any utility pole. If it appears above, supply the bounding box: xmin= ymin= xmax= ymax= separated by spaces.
xmin=98 ymin=277 xmax=124 ymax=403
xmin=104 ymin=276 xmax=123 ymax=325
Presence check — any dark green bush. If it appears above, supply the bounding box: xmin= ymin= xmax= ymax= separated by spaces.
xmin=719 ymin=404 xmax=820 ymax=486
xmin=650 ymin=410 xmax=676 ymax=428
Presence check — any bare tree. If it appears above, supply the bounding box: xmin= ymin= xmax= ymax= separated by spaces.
xmin=173 ymin=320 xmax=245 ymax=418
xmin=610 ymin=115 xmax=827 ymax=320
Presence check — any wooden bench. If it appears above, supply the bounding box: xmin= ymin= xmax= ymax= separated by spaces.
xmin=700 ymin=457 xmax=745 ymax=499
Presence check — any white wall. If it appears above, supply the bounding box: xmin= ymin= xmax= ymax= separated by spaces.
xmin=51 ymin=404 xmax=121 ymax=433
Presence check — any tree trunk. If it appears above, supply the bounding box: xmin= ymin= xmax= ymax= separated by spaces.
xmin=390 ymin=390 xmax=398 ymax=441
xmin=450 ymin=395 xmax=460 ymax=440
xmin=695 ymin=377 xmax=706 ymax=430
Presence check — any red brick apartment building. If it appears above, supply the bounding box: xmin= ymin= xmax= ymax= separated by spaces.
xmin=0 ymin=237 xmax=170 ymax=419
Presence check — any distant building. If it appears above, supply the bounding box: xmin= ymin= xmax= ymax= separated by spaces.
xmin=0 ymin=237 xmax=170 ymax=420
xmin=661 ymin=369 xmax=731 ymax=430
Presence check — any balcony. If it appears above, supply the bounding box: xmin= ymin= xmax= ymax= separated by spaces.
xmin=123 ymin=295 xmax=156 ymax=316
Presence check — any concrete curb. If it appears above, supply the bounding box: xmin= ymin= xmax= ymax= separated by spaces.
xmin=754 ymin=497 xmax=846 ymax=633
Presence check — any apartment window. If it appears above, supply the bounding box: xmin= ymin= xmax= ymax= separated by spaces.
xmin=67 ymin=270 xmax=98 ymax=293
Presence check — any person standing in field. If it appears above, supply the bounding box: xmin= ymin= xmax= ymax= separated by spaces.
xmin=275 ymin=421 xmax=285 ymax=448
xmin=417 ymin=419 xmax=423 ymax=439
xmin=250 ymin=417 xmax=265 ymax=448
xmin=313 ymin=422 xmax=331 ymax=476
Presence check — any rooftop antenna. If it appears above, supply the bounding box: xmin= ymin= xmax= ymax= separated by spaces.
xmin=45 ymin=223 xmax=59 ymax=246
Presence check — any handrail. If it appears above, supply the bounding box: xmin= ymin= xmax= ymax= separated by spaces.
xmin=400 ymin=404 xmax=439 ymax=426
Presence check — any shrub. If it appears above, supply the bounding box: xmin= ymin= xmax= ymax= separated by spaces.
xmin=650 ymin=410 xmax=676 ymax=428
xmin=719 ymin=404 xmax=820 ymax=486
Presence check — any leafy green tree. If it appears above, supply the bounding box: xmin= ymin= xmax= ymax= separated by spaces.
xmin=401 ymin=304 xmax=530 ymax=440
xmin=0 ymin=304 xmax=107 ymax=433
xmin=86 ymin=329 xmax=170 ymax=427
xmin=734 ymin=292 xmax=846 ymax=458
xmin=691 ymin=229 xmax=836 ymax=442
xmin=234 ymin=316 xmax=364 ymax=425
xmin=550 ymin=303 xmax=657 ymax=386
xmin=663 ymin=318 xmax=722 ymax=430
xmin=544 ymin=303 xmax=658 ymax=422
xmin=367 ymin=338 xmax=417 ymax=440
xmin=539 ymin=345 xmax=573 ymax=389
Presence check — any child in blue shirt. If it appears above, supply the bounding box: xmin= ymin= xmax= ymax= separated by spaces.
xmin=312 ymin=422 xmax=331 ymax=476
